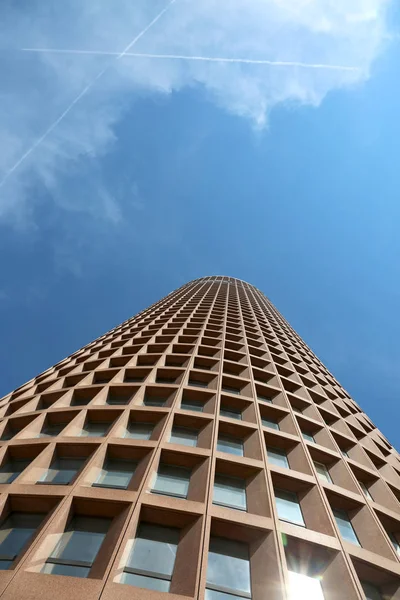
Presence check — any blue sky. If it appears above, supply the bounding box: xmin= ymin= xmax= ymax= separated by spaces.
xmin=1 ymin=0 xmax=400 ymax=447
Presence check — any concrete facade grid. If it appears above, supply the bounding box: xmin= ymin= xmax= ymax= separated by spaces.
xmin=0 ymin=276 xmax=398 ymax=599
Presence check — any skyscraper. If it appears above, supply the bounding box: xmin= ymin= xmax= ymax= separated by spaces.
xmin=0 ymin=275 xmax=399 ymax=600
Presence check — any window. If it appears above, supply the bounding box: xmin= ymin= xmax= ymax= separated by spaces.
xmin=262 ymin=418 xmax=279 ymax=431
xmin=181 ymin=399 xmax=203 ymax=412
xmin=341 ymin=450 xmax=349 ymax=458
xmin=121 ymin=523 xmax=180 ymax=592
xmin=220 ymin=407 xmax=242 ymax=420
xmin=275 ymin=489 xmax=305 ymax=526
xmin=93 ymin=458 xmax=136 ymax=490
xmin=37 ymin=457 xmax=85 ymax=485
xmin=43 ymin=516 xmax=110 ymax=578
xmin=206 ymin=537 xmax=251 ymax=599
xmin=359 ymin=481 xmax=373 ymax=500
xmin=217 ymin=435 xmax=243 ymax=457
xmin=361 ymin=582 xmax=383 ymax=600
xmin=314 ymin=461 xmax=332 ymax=484
xmin=40 ymin=423 xmax=67 ymax=437
xmin=267 ymin=446 xmax=289 ymax=469
xmin=0 ymin=512 xmax=45 ymax=569
xmin=189 ymin=379 xmax=208 ymax=388
xmin=332 ymin=509 xmax=360 ymax=546
xmin=169 ymin=426 xmax=198 ymax=447
xmin=302 ymin=432 xmax=315 ymax=443
xmin=287 ymin=571 xmax=325 ymax=600
xmin=107 ymin=394 xmax=130 ymax=406
xmin=80 ymin=422 xmax=110 ymax=437
xmin=213 ymin=474 xmax=246 ymax=510
xmin=152 ymin=464 xmax=190 ymax=498
xmin=388 ymin=532 xmax=400 ymax=556
xmin=124 ymin=422 xmax=153 ymax=440
xmin=258 ymin=395 xmax=272 ymax=403
xmin=0 ymin=459 xmax=30 ymax=484
xmin=222 ymin=386 xmax=240 ymax=395
xmin=143 ymin=397 xmax=166 ymax=407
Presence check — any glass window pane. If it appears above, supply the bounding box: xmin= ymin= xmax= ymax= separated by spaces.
xmin=49 ymin=516 xmax=110 ymax=564
xmin=206 ymin=589 xmax=244 ymax=600
xmin=126 ymin=523 xmax=179 ymax=578
xmin=275 ymin=489 xmax=305 ymax=526
xmin=0 ymin=513 xmax=44 ymax=561
xmin=42 ymin=562 xmax=90 ymax=578
xmin=267 ymin=447 xmax=289 ymax=468
xmin=38 ymin=458 xmax=84 ymax=485
xmin=181 ymin=400 xmax=203 ymax=412
xmin=359 ymin=481 xmax=373 ymax=500
xmin=389 ymin=532 xmax=400 ymax=555
xmin=314 ymin=461 xmax=332 ymax=484
xmin=213 ymin=474 xmax=246 ymax=510
xmin=302 ymin=432 xmax=315 ymax=443
xmin=258 ymin=395 xmax=272 ymax=403
xmin=143 ymin=398 xmax=166 ymax=407
xmin=95 ymin=459 xmax=136 ymax=489
xmin=0 ymin=460 xmax=30 ymax=484
xmin=287 ymin=571 xmax=325 ymax=600
xmin=220 ymin=408 xmax=242 ymax=420
xmin=332 ymin=509 xmax=360 ymax=546
xmin=362 ymin=582 xmax=383 ymax=600
xmin=206 ymin=537 xmax=251 ymax=597
xmin=262 ymin=418 xmax=279 ymax=431
xmin=152 ymin=464 xmax=190 ymax=498
xmin=80 ymin=423 xmax=110 ymax=437
xmin=170 ymin=427 xmax=198 ymax=447
xmin=125 ymin=423 xmax=153 ymax=440
xmin=107 ymin=395 xmax=129 ymax=406
xmin=40 ymin=423 xmax=67 ymax=437
xmin=217 ymin=435 xmax=243 ymax=456
xmin=121 ymin=571 xmax=170 ymax=592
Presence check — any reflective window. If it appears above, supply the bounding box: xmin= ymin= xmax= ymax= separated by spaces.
xmin=388 ymin=532 xmax=400 ymax=555
xmin=267 ymin=446 xmax=289 ymax=469
xmin=0 ymin=459 xmax=30 ymax=484
xmin=222 ymin=386 xmax=240 ymax=395
xmin=121 ymin=523 xmax=180 ymax=592
xmin=213 ymin=474 xmax=246 ymax=511
xmin=37 ymin=457 xmax=85 ymax=485
xmin=217 ymin=435 xmax=243 ymax=457
xmin=314 ymin=461 xmax=332 ymax=484
xmin=332 ymin=509 xmax=360 ymax=546
xmin=275 ymin=489 xmax=305 ymax=526
xmin=302 ymin=432 xmax=315 ymax=443
xmin=362 ymin=582 xmax=383 ymax=600
xmin=40 ymin=423 xmax=67 ymax=437
xmin=206 ymin=537 xmax=251 ymax=599
xmin=143 ymin=397 xmax=166 ymax=407
xmin=0 ymin=512 xmax=45 ymax=569
xmin=169 ymin=426 xmax=198 ymax=447
xmin=258 ymin=395 xmax=272 ymax=403
xmin=106 ymin=394 xmax=130 ymax=406
xmin=262 ymin=418 xmax=279 ymax=431
xmin=125 ymin=422 xmax=153 ymax=440
xmin=94 ymin=458 xmax=136 ymax=490
xmin=189 ymin=380 xmax=208 ymax=388
xmin=80 ymin=422 xmax=110 ymax=437
xmin=43 ymin=516 xmax=110 ymax=578
xmin=220 ymin=407 xmax=242 ymax=421
xmin=181 ymin=399 xmax=203 ymax=412
xmin=359 ymin=481 xmax=373 ymax=500
xmin=152 ymin=464 xmax=190 ymax=498
xmin=287 ymin=571 xmax=325 ymax=600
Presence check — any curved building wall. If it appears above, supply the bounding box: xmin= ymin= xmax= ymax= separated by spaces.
xmin=0 ymin=276 xmax=399 ymax=599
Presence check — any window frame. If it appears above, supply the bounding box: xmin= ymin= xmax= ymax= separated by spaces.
xmin=151 ymin=463 xmax=191 ymax=499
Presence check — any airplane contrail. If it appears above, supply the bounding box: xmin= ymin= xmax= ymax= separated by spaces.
xmin=0 ymin=0 xmax=176 ymax=189
xmin=21 ymin=47 xmax=359 ymax=72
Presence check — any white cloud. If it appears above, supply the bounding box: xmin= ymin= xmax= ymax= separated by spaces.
xmin=0 ymin=0 xmax=393 ymax=222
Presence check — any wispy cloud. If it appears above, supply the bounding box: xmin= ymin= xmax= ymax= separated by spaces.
xmin=0 ymin=0 xmax=393 ymax=223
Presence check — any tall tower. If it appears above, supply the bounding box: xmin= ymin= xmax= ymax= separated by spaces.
xmin=0 ymin=276 xmax=399 ymax=600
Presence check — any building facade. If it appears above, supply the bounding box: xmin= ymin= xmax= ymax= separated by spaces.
xmin=0 ymin=276 xmax=399 ymax=600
